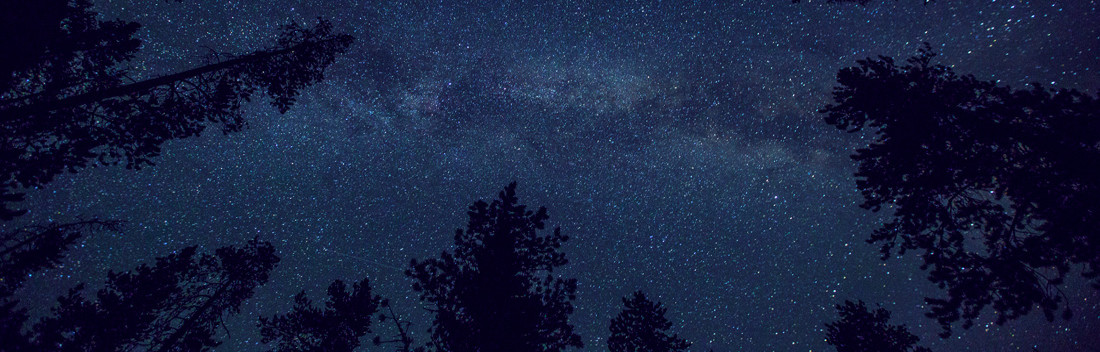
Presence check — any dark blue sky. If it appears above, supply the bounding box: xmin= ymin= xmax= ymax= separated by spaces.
xmin=14 ymin=0 xmax=1100 ymax=351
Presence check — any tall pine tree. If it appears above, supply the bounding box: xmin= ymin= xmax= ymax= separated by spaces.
xmin=406 ymin=183 xmax=583 ymax=352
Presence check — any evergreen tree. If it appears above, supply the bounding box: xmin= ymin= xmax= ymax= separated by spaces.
xmin=822 ymin=43 xmax=1100 ymax=335
xmin=824 ymin=300 xmax=931 ymax=352
xmin=608 ymin=291 xmax=691 ymax=352
xmin=259 ymin=278 xmax=382 ymax=352
xmin=0 ymin=219 xmax=122 ymax=352
xmin=29 ymin=238 xmax=279 ymax=352
xmin=406 ymin=182 xmax=583 ymax=352
xmin=0 ymin=0 xmax=353 ymax=220
xmin=0 ymin=219 xmax=122 ymax=297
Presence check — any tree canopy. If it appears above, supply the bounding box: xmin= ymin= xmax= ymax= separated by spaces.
xmin=823 ymin=43 xmax=1100 ymax=335
xmin=0 ymin=219 xmax=123 ymax=352
xmin=0 ymin=219 xmax=122 ymax=297
xmin=27 ymin=238 xmax=279 ymax=352
xmin=825 ymin=300 xmax=931 ymax=352
xmin=259 ymin=278 xmax=382 ymax=352
xmin=608 ymin=291 xmax=691 ymax=352
xmin=1 ymin=3 xmax=353 ymax=348
xmin=406 ymin=182 xmax=583 ymax=352
xmin=0 ymin=0 xmax=353 ymax=220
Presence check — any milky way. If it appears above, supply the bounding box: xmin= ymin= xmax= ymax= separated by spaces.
xmin=12 ymin=0 xmax=1099 ymax=351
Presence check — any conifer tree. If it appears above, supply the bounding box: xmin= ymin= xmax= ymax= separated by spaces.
xmin=30 ymin=238 xmax=279 ymax=352
xmin=825 ymin=300 xmax=931 ymax=352
xmin=259 ymin=278 xmax=382 ymax=352
xmin=608 ymin=291 xmax=691 ymax=352
xmin=0 ymin=0 xmax=353 ymax=220
xmin=407 ymin=183 xmax=583 ymax=352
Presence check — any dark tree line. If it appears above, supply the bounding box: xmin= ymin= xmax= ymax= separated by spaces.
xmin=2 ymin=183 xmax=692 ymax=352
xmin=259 ymin=278 xmax=382 ymax=352
xmin=3 ymin=238 xmax=279 ymax=352
xmin=266 ymin=182 xmax=687 ymax=352
xmin=825 ymin=301 xmax=930 ymax=352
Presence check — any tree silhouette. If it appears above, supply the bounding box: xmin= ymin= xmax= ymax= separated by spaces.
xmin=372 ymin=300 xmax=422 ymax=352
xmin=822 ymin=43 xmax=1100 ymax=335
xmin=0 ymin=0 xmax=353 ymax=220
xmin=406 ymin=182 xmax=583 ymax=352
xmin=0 ymin=219 xmax=123 ymax=297
xmin=608 ymin=291 xmax=691 ymax=352
xmin=825 ymin=300 xmax=931 ymax=352
xmin=0 ymin=219 xmax=123 ymax=352
xmin=258 ymin=278 xmax=382 ymax=352
xmin=27 ymin=238 xmax=279 ymax=352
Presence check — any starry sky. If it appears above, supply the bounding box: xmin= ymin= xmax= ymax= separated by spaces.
xmin=11 ymin=0 xmax=1100 ymax=351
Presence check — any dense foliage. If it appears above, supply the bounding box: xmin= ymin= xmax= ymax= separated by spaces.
xmin=824 ymin=44 xmax=1100 ymax=335
xmin=825 ymin=300 xmax=931 ymax=352
xmin=27 ymin=239 xmax=278 ymax=352
xmin=260 ymin=279 xmax=382 ymax=352
xmin=608 ymin=291 xmax=691 ymax=352
xmin=0 ymin=0 xmax=353 ymax=220
xmin=407 ymin=183 xmax=583 ymax=352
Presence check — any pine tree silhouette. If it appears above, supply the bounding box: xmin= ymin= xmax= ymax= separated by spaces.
xmin=0 ymin=219 xmax=123 ymax=352
xmin=608 ymin=291 xmax=691 ymax=352
xmin=259 ymin=278 xmax=382 ymax=352
xmin=824 ymin=300 xmax=931 ymax=352
xmin=406 ymin=182 xmax=583 ymax=352
xmin=0 ymin=219 xmax=122 ymax=296
xmin=0 ymin=0 xmax=353 ymax=220
xmin=822 ymin=43 xmax=1100 ymax=335
xmin=28 ymin=238 xmax=279 ymax=351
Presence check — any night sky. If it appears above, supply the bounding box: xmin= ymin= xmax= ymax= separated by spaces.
xmin=11 ymin=0 xmax=1100 ymax=351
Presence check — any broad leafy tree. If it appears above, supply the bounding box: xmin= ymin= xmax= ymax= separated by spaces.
xmin=259 ymin=278 xmax=382 ymax=352
xmin=406 ymin=182 xmax=583 ymax=352
xmin=608 ymin=291 xmax=691 ymax=352
xmin=825 ymin=300 xmax=931 ymax=352
xmin=0 ymin=0 xmax=353 ymax=220
xmin=823 ymin=43 xmax=1100 ymax=335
